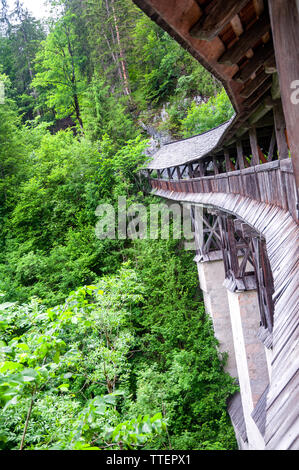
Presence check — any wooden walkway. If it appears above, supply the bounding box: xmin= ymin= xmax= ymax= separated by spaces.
xmin=149 ymin=170 xmax=298 ymax=449
xmin=133 ymin=0 xmax=299 ymax=450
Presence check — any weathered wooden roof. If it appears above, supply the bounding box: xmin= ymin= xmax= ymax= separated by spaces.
xmin=133 ymin=0 xmax=275 ymax=122
xmin=146 ymin=117 xmax=235 ymax=169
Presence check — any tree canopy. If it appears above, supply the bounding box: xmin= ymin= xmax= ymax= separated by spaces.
xmin=0 ymin=0 xmax=237 ymax=451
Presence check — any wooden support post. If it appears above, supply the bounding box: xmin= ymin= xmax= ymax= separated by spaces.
xmin=167 ymin=168 xmax=172 ymax=180
xmin=188 ymin=163 xmax=194 ymax=179
xmin=176 ymin=166 xmax=182 ymax=180
xmin=157 ymin=169 xmax=162 ymax=179
xmin=198 ymin=161 xmax=205 ymax=177
xmin=171 ymin=167 xmax=176 ymax=179
xmin=273 ymin=100 xmax=289 ymax=160
xmin=224 ymin=150 xmax=232 ymax=172
xmin=189 ymin=0 xmax=249 ymax=41
xmin=267 ymin=130 xmax=276 ymax=161
xmin=249 ymin=127 xmax=260 ymax=165
xmin=271 ymin=73 xmax=280 ymax=100
xmin=213 ymin=157 xmax=219 ymax=174
xmin=237 ymin=141 xmax=245 ymax=169
xmin=268 ymin=0 xmax=299 ymax=187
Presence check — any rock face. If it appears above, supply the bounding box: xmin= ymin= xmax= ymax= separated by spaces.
xmin=139 ymin=120 xmax=174 ymax=156
xmin=139 ymin=95 xmax=206 ymax=157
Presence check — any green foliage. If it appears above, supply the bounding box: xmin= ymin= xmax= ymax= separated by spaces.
xmin=0 ymin=268 xmax=166 ymax=450
xmin=0 ymin=6 xmax=45 ymax=119
xmin=32 ymin=11 xmax=86 ymax=129
xmin=0 ymin=0 xmax=238 ymax=451
xmin=180 ymin=88 xmax=235 ymax=138
xmin=129 ymin=14 xmax=217 ymax=108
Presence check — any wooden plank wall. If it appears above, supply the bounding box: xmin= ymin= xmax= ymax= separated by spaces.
xmin=150 ymin=159 xmax=298 ymax=222
xmin=149 ymin=188 xmax=299 ymax=450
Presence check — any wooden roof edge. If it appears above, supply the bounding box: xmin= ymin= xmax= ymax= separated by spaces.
xmin=144 ymin=115 xmax=238 ymax=170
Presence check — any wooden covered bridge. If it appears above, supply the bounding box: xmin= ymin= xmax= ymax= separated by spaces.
xmin=133 ymin=0 xmax=299 ymax=450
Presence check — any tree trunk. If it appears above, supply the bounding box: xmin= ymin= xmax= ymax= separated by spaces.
xmin=110 ymin=0 xmax=131 ymax=97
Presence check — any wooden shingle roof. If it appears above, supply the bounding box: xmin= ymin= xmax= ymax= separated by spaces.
xmin=146 ymin=116 xmax=235 ymax=169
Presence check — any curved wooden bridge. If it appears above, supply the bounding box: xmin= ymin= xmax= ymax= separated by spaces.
xmin=133 ymin=0 xmax=299 ymax=450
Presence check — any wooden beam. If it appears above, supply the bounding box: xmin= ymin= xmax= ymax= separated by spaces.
xmin=234 ymin=41 xmax=274 ymax=83
xmin=240 ymin=70 xmax=270 ymax=99
xmin=230 ymin=14 xmax=244 ymax=37
xmin=249 ymin=127 xmax=260 ymax=165
xmin=248 ymin=96 xmax=274 ymax=124
xmin=188 ymin=163 xmax=194 ymax=178
xmin=267 ymin=130 xmax=276 ymax=161
xmin=243 ymin=78 xmax=272 ymax=110
xmin=237 ymin=141 xmax=245 ymax=169
xmin=273 ymin=100 xmax=289 ymax=160
xmin=213 ymin=157 xmax=219 ymax=174
xmin=176 ymin=167 xmax=182 ymax=180
xmin=264 ymin=55 xmax=277 ymax=74
xmin=224 ymin=150 xmax=235 ymax=172
xmin=218 ymin=14 xmax=271 ymax=65
xmin=253 ymin=0 xmax=265 ymax=16
xmin=189 ymin=0 xmax=249 ymax=41
xmin=198 ymin=161 xmax=205 ymax=177
xmin=271 ymin=72 xmax=281 ymax=100
xmin=268 ymin=0 xmax=299 ymax=187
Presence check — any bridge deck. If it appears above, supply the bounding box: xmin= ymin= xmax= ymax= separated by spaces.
xmin=149 ymin=159 xmax=298 ymax=222
xmin=149 ymin=182 xmax=298 ymax=450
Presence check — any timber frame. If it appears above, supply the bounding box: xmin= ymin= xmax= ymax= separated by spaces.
xmin=133 ymin=0 xmax=299 ymax=450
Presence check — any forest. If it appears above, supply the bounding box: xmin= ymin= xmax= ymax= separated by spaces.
xmin=0 ymin=0 xmax=237 ymax=450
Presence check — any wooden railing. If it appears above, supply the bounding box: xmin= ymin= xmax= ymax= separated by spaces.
xmin=149 ymin=159 xmax=298 ymax=221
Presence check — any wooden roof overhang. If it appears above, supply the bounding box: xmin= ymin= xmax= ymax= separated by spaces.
xmin=133 ymin=0 xmax=279 ymax=152
xmin=146 ymin=117 xmax=235 ymax=169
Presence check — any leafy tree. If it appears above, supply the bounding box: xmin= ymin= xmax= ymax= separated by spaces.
xmin=32 ymin=11 xmax=86 ymax=130
xmin=0 ymin=268 xmax=166 ymax=450
xmin=0 ymin=0 xmax=239 ymax=452
xmin=0 ymin=1 xmax=45 ymax=119
xmin=180 ymin=88 xmax=235 ymax=138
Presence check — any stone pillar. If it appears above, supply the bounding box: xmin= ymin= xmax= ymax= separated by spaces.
xmin=196 ymin=257 xmax=238 ymax=379
xmin=227 ymin=290 xmax=270 ymax=450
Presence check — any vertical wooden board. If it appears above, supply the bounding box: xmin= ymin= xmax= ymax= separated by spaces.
xmin=268 ymin=0 xmax=299 ymax=190
xmin=257 ymin=172 xmax=267 ymax=203
xmin=261 ymin=172 xmax=269 ymax=203
xmin=228 ymin=175 xmax=235 ymax=193
xmin=253 ymin=173 xmax=261 ymax=201
xmin=203 ymin=179 xmax=208 ymax=192
xmin=224 ymin=175 xmax=230 ymax=193
xmin=245 ymin=174 xmax=253 ymax=199
xmin=210 ymin=178 xmax=216 ymax=192
xmin=195 ymin=180 xmax=202 ymax=193
xmin=277 ymin=170 xmax=289 ymax=212
xmin=269 ymin=170 xmax=279 ymax=206
xmin=285 ymin=173 xmax=298 ymax=219
xmin=214 ymin=177 xmax=220 ymax=193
